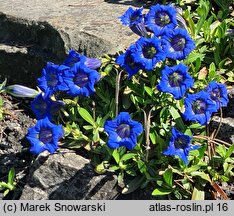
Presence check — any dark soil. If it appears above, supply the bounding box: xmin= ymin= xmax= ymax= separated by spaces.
xmin=0 ymin=93 xmax=35 ymax=199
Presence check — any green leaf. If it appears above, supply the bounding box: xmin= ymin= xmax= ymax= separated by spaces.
xmin=225 ymin=144 xmax=234 ymax=159
xmin=0 ymin=78 xmax=7 ymax=91
xmin=104 ymin=64 xmax=113 ymax=75
xmin=190 ymin=171 xmax=211 ymax=183
xmin=117 ymin=171 xmax=124 ymax=184
xmin=163 ymin=168 xmax=173 ymax=187
xmin=83 ymin=125 xmax=93 ymax=130
xmin=122 ymin=92 xmax=132 ymax=110
xmin=3 ymin=189 xmax=10 ymax=197
xmin=144 ymin=86 xmax=153 ymax=97
xmin=152 ymin=188 xmax=172 ymax=196
xmin=192 ymin=185 xmax=205 ymax=200
xmin=8 ymin=168 xmax=15 ymax=185
xmin=137 ymin=160 xmax=147 ymax=173
xmin=95 ymin=162 xmax=107 ymax=174
xmin=189 ymin=123 xmax=203 ymax=129
xmin=92 ymin=130 xmax=100 ymax=143
xmin=169 ymin=106 xmax=186 ymax=131
xmin=149 ymin=132 xmax=156 ymax=144
xmin=112 ymin=149 xmax=120 ymax=164
xmin=184 ymin=52 xmax=205 ymax=64
xmin=195 ymin=0 xmax=210 ymax=36
xmin=120 ymin=153 xmax=137 ymax=162
xmin=126 ymin=169 xmax=137 ymax=176
xmin=78 ymin=107 xmax=95 ymax=125
xmin=185 ymin=165 xmax=201 ymax=174
xmin=122 ymin=176 xmax=145 ymax=194
xmin=216 ymin=145 xmax=227 ymax=158
xmin=109 ymin=165 xmax=120 ymax=171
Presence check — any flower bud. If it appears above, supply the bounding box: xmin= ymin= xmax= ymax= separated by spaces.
xmin=5 ymin=85 xmax=39 ymax=98
xmin=85 ymin=58 xmax=102 ymax=69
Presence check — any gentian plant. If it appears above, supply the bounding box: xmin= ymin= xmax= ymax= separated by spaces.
xmin=3 ymin=0 xmax=234 ymax=200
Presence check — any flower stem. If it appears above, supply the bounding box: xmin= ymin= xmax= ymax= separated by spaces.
xmin=143 ymin=107 xmax=155 ymax=162
xmin=115 ymin=70 xmax=123 ymax=117
xmin=193 ymin=135 xmax=232 ymax=147
xmin=213 ymin=106 xmax=223 ymax=139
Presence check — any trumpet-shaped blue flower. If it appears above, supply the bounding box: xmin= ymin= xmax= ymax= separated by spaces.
xmin=104 ymin=112 xmax=143 ymax=150
xmin=157 ymin=64 xmax=194 ymax=100
xmin=37 ymin=63 xmax=69 ymax=98
xmin=63 ymin=50 xmax=86 ymax=67
xmin=206 ymin=81 xmax=229 ymax=110
xmin=119 ymin=7 xmax=148 ymax=37
xmin=63 ymin=50 xmax=101 ymax=70
xmin=145 ymin=4 xmax=178 ymax=35
xmin=163 ymin=127 xmax=200 ymax=165
xmin=183 ymin=91 xmax=217 ymax=125
xmin=26 ymin=117 xmax=64 ymax=155
xmin=116 ymin=47 xmax=143 ymax=78
xmin=64 ymin=62 xmax=100 ymax=97
xmin=162 ymin=28 xmax=195 ymax=60
xmin=131 ymin=36 xmax=166 ymax=71
xmin=31 ymin=93 xmax=64 ymax=120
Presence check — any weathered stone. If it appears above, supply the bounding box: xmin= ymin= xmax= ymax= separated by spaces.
xmin=0 ymin=0 xmax=138 ymax=86
xmin=20 ymin=149 xmax=118 ymax=200
xmin=210 ymin=90 xmax=234 ymax=144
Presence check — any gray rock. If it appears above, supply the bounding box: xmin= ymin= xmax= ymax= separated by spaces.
xmin=0 ymin=0 xmax=138 ymax=86
xmin=20 ymin=149 xmax=118 ymax=200
xmin=210 ymin=90 xmax=234 ymax=144
xmin=210 ymin=116 xmax=234 ymax=144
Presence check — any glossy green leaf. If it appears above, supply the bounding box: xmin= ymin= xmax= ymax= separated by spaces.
xmin=120 ymin=153 xmax=137 ymax=162
xmin=216 ymin=145 xmax=227 ymax=158
xmin=8 ymin=168 xmax=15 ymax=185
xmin=184 ymin=52 xmax=205 ymax=64
xmin=78 ymin=107 xmax=95 ymax=125
xmin=144 ymin=86 xmax=153 ymax=97
xmin=152 ymin=188 xmax=172 ymax=196
xmin=137 ymin=160 xmax=147 ymax=173
xmin=192 ymin=186 xmax=205 ymax=200
xmin=185 ymin=165 xmax=201 ymax=173
xmin=163 ymin=168 xmax=173 ymax=187
xmin=225 ymin=144 xmax=234 ymax=159
xmin=122 ymin=176 xmax=145 ymax=194
xmin=169 ymin=106 xmax=186 ymax=131
xmin=190 ymin=171 xmax=211 ymax=182
xmin=112 ymin=149 xmax=120 ymax=164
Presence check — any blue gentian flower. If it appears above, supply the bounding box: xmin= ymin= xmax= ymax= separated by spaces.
xmin=206 ymin=81 xmax=229 ymax=110
xmin=162 ymin=28 xmax=195 ymax=60
xmin=64 ymin=62 xmax=100 ymax=97
xmin=116 ymin=47 xmax=143 ymax=78
xmin=157 ymin=64 xmax=194 ymax=100
xmin=37 ymin=62 xmax=69 ymax=98
xmin=4 ymin=85 xmax=39 ymax=98
xmin=104 ymin=112 xmax=143 ymax=150
xmin=183 ymin=91 xmax=217 ymax=125
xmin=131 ymin=37 xmax=166 ymax=71
xmin=31 ymin=93 xmax=64 ymax=120
xmin=163 ymin=127 xmax=200 ymax=165
xmin=26 ymin=117 xmax=64 ymax=155
xmin=119 ymin=7 xmax=143 ymax=26
xmin=145 ymin=4 xmax=178 ymax=35
xmin=63 ymin=50 xmax=86 ymax=67
xmin=63 ymin=50 xmax=101 ymax=70
xmin=119 ymin=7 xmax=148 ymax=37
